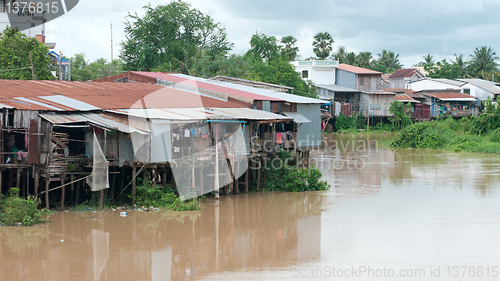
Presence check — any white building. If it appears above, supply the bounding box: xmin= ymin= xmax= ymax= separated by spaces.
xmin=409 ymin=78 xmax=466 ymax=92
xmin=457 ymin=79 xmax=500 ymax=101
xmin=291 ymin=60 xmax=339 ymax=85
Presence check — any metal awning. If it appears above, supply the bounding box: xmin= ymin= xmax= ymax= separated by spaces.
xmin=282 ymin=112 xmax=312 ymax=124
xmin=39 ymin=113 xmax=148 ymax=134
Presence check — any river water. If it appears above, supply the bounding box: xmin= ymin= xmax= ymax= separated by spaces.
xmin=1 ymin=134 xmax=500 ymax=281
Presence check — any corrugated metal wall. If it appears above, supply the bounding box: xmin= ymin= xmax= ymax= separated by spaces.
xmin=336 ymin=69 xmax=356 ymax=89
xmin=297 ymin=104 xmax=321 ymax=149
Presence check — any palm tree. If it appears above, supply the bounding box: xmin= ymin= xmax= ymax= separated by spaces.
xmin=280 ymin=35 xmax=299 ymax=61
xmin=355 ymin=52 xmax=373 ymax=68
xmin=312 ymin=32 xmax=334 ymax=60
xmin=375 ymin=49 xmax=402 ymax=73
xmin=345 ymin=52 xmax=356 ymax=65
xmin=332 ymin=45 xmax=347 ymax=63
xmin=418 ymin=54 xmax=435 ymax=66
xmin=469 ymin=46 xmax=499 ymax=78
xmin=452 ymin=54 xmax=468 ymax=77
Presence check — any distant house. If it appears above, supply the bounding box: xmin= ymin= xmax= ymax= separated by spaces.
xmin=336 ymin=64 xmax=382 ymax=91
xmin=409 ymin=78 xmax=466 ymax=92
xmin=418 ymin=91 xmax=479 ymax=117
xmin=291 ymin=60 xmax=339 ymax=84
xmin=385 ymin=68 xmax=425 ymax=89
xmin=456 ymin=79 xmax=500 ymax=101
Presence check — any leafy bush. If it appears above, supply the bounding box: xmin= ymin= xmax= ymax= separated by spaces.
xmin=133 ymin=175 xmax=200 ymax=211
xmin=0 ymin=188 xmax=49 ymax=226
xmin=262 ymin=149 xmax=330 ymax=192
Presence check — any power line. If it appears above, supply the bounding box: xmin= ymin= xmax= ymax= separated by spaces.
xmin=0 ymin=67 xmax=32 ymax=72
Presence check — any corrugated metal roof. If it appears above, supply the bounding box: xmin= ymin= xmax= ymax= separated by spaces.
xmin=395 ymin=94 xmax=419 ymax=103
xmin=39 ymin=113 xmax=149 ymax=133
xmin=428 ymin=79 xmax=467 ymax=87
xmin=133 ymin=72 xmax=284 ymax=102
xmin=316 ymin=84 xmax=360 ymax=92
xmin=388 ymin=69 xmax=419 ymax=79
xmin=106 ymin=107 xmax=291 ymax=122
xmin=424 ymin=92 xmax=477 ymax=101
xmin=337 ymin=64 xmax=382 ymax=74
xmin=282 ymin=112 xmax=312 ymax=123
xmin=457 ymin=79 xmax=500 ymax=94
xmin=0 ymin=80 xmax=247 ymax=111
xmin=209 ymin=108 xmax=292 ymax=121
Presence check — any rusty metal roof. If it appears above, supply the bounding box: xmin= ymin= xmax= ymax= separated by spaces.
xmin=424 ymin=92 xmax=477 ymax=101
xmin=0 ymin=80 xmax=247 ymax=111
xmin=395 ymin=94 xmax=419 ymax=103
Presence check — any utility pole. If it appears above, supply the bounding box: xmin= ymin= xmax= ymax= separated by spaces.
xmin=111 ymin=22 xmax=113 ymax=63
xmin=59 ymin=51 xmax=63 ymax=81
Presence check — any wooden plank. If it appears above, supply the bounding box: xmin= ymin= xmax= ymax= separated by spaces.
xmin=28 ymin=119 xmax=39 ymax=164
xmin=51 ymin=135 xmax=68 ymax=149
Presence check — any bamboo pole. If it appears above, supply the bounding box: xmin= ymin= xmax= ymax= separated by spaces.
xmin=132 ymin=164 xmax=137 ymax=205
xmin=61 ymin=175 xmax=65 ymax=210
xmin=45 ymin=177 xmax=50 ymax=208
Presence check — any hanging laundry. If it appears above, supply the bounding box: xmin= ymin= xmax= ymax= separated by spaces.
xmin=276 ymin=133 xmax=283 ymax=144
xmin=185 ymin=129 xmax=190 ymax=138
xmin=190 ymin=128 xmax=197 ymax=137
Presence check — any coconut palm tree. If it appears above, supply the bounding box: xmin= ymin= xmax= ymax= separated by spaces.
xmin=469 ymin=46 xmax=499 ymax=78
xmin=332 ymin=45 xmax=347 ymax=63
xmin=345 ymin=52 xmax=356 ymax=65
xmin=418 ymin=54 xmax=435 ymax=66
xmin=355 ymin=52 xmax=373 ymax=68
xmin=312 ymin=32 xmax=334 ymax=60
xmin=452 ymin=54 xmax=468 ymax=77
xmin=374 ymin=49 xmax=402 ymax=73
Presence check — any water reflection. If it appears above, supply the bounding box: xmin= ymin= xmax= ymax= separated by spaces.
xmin=0 ymin=192 xmax=326 ymax=281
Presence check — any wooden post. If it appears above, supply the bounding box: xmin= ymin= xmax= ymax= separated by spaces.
xmin=199 ymin=167 xmax=204 ymax=194
xmin=132 ymin=164 xmax=137 ymax=205
xmin=120 ymin=167 xmax=126 ymax=200
xmin=256 ymin=157 xmax=261 ymax=191
xmin=75 ymin=177 xmax=80 ymax=206
xmin=70 ymin=174 xmax=74 ymax=206
xmin=99 ymin=189 xmax=104 ymax=209
xmin=234 ymin=162 xmax=239 ymax=194
xmin=34 ymin=169 xmax=39 ymax=196
xmin=16 ymin=168 xmax=21 ymax=196
xmin=244 ymin=160 xmax=249 ymax=193
xmin=61 ymin=175 xmax=65 ymax=210
xmin=215 ymin=141 xmax=220 ymax=199
xmin=45 ymin=177 xmax=50 ymax=209
xmin=110 ymin=167 xmax=116 ymax=199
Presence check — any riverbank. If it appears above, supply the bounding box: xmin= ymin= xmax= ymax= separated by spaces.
xmin=391 ymin=117 xmax=500 ymax=154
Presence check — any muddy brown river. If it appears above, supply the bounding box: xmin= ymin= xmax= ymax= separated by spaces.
xmin=1 ymin=134 xmax=500 ymax=281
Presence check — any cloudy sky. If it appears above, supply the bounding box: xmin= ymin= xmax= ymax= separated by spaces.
xmin=4 ymin=0 xmax=500 ymax=67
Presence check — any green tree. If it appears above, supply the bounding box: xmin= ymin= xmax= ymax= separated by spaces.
xmin=70 ymin=53 xmax=124 ymax=81
xmin=245 ymin=33 xmax=316 ymax=97
xmin=373 ymin=49 xmax=402 ymax=73
xmin=452 ymin=54 xmax=468 ymax=77
xmin=0 ymin=26 xmax=51 ymax=80
xmin=418 ymin=54 xmax=435 ymax=66
xmin=355 ymin=52 xmax=373 ymax=68
xmin=189 ymin=54 xmax=252 ymax=78
xmin=389 ymin=101 xmax=412 ymax=130
xmin=332 ymin=45 xmax=347 ymax=63
xmin=425 ymin=59 xmax=464 ymax=79
xmin=120 ymin=2 xmax=232 ymax=73
xmin=280 ymin=35 xmax=299 ymax=61
xmin=345 ymin=52 xmax=356 ymax=65
xmin=312 ymin=32 xmax=334 ymax=60
xmin=468 ymin=46 xmax=499 ymax=79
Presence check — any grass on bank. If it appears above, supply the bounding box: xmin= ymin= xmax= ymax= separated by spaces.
xmin=0 ymin=188 xmax=50 ymax=226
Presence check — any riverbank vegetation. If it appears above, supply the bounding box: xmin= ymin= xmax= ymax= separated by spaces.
xmin=0 ymin=188 xmax=49 ymax=226
xmin=391 ymin=99 xmax=500 ymax=153
xmin=262 ymin=150 xmax=330 ymax=192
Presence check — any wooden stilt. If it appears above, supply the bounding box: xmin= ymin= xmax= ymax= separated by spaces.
xmin=34 ymin=169 xmax=39 ymax=196
xmin=110 ymin=167 xmax=117 ymax=199
xmin=61 ymin=175 xmax=65 ymax=210
xmin=199 ymin=167 xmax=204 ymax=194
xmin=132 ymin=164 xmax=137 ymax=205
xmin=244 ymin=161 xmax=249 ymax=193
xmin=99 ymin=189 xmax=104 ymax=209
xmin=224 ymin=184 xmax=229 ymax=195
xmin=75 ymin=177 xmax=80 ymax=206
xmin=256 ymin=157 xmax=261 ymax=191
xmin=120 ymin=167 xmax=126 ymax=200
xmin=16 ymin=168 xmax=21 ymax=196
xmin=234 ymin=163 xmax=239 ymax=194
xmin=45 ymin=177 xmax=50 ymax=209
xmin=70 ymin=174 xmax=74 ymax=206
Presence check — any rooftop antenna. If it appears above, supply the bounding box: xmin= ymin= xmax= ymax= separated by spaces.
xmin=443 ymin=38 xmax=447 ymax=61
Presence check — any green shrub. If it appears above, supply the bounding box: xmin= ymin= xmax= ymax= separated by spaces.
xmin=262 ymin=149 xmax=330 ymax=192
xmin=0 ymin=188 xmax=49 ymax=226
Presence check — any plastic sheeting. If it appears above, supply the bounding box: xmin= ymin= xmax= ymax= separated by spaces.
xmin=87 ymin=132 xmax=109 ymax=191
